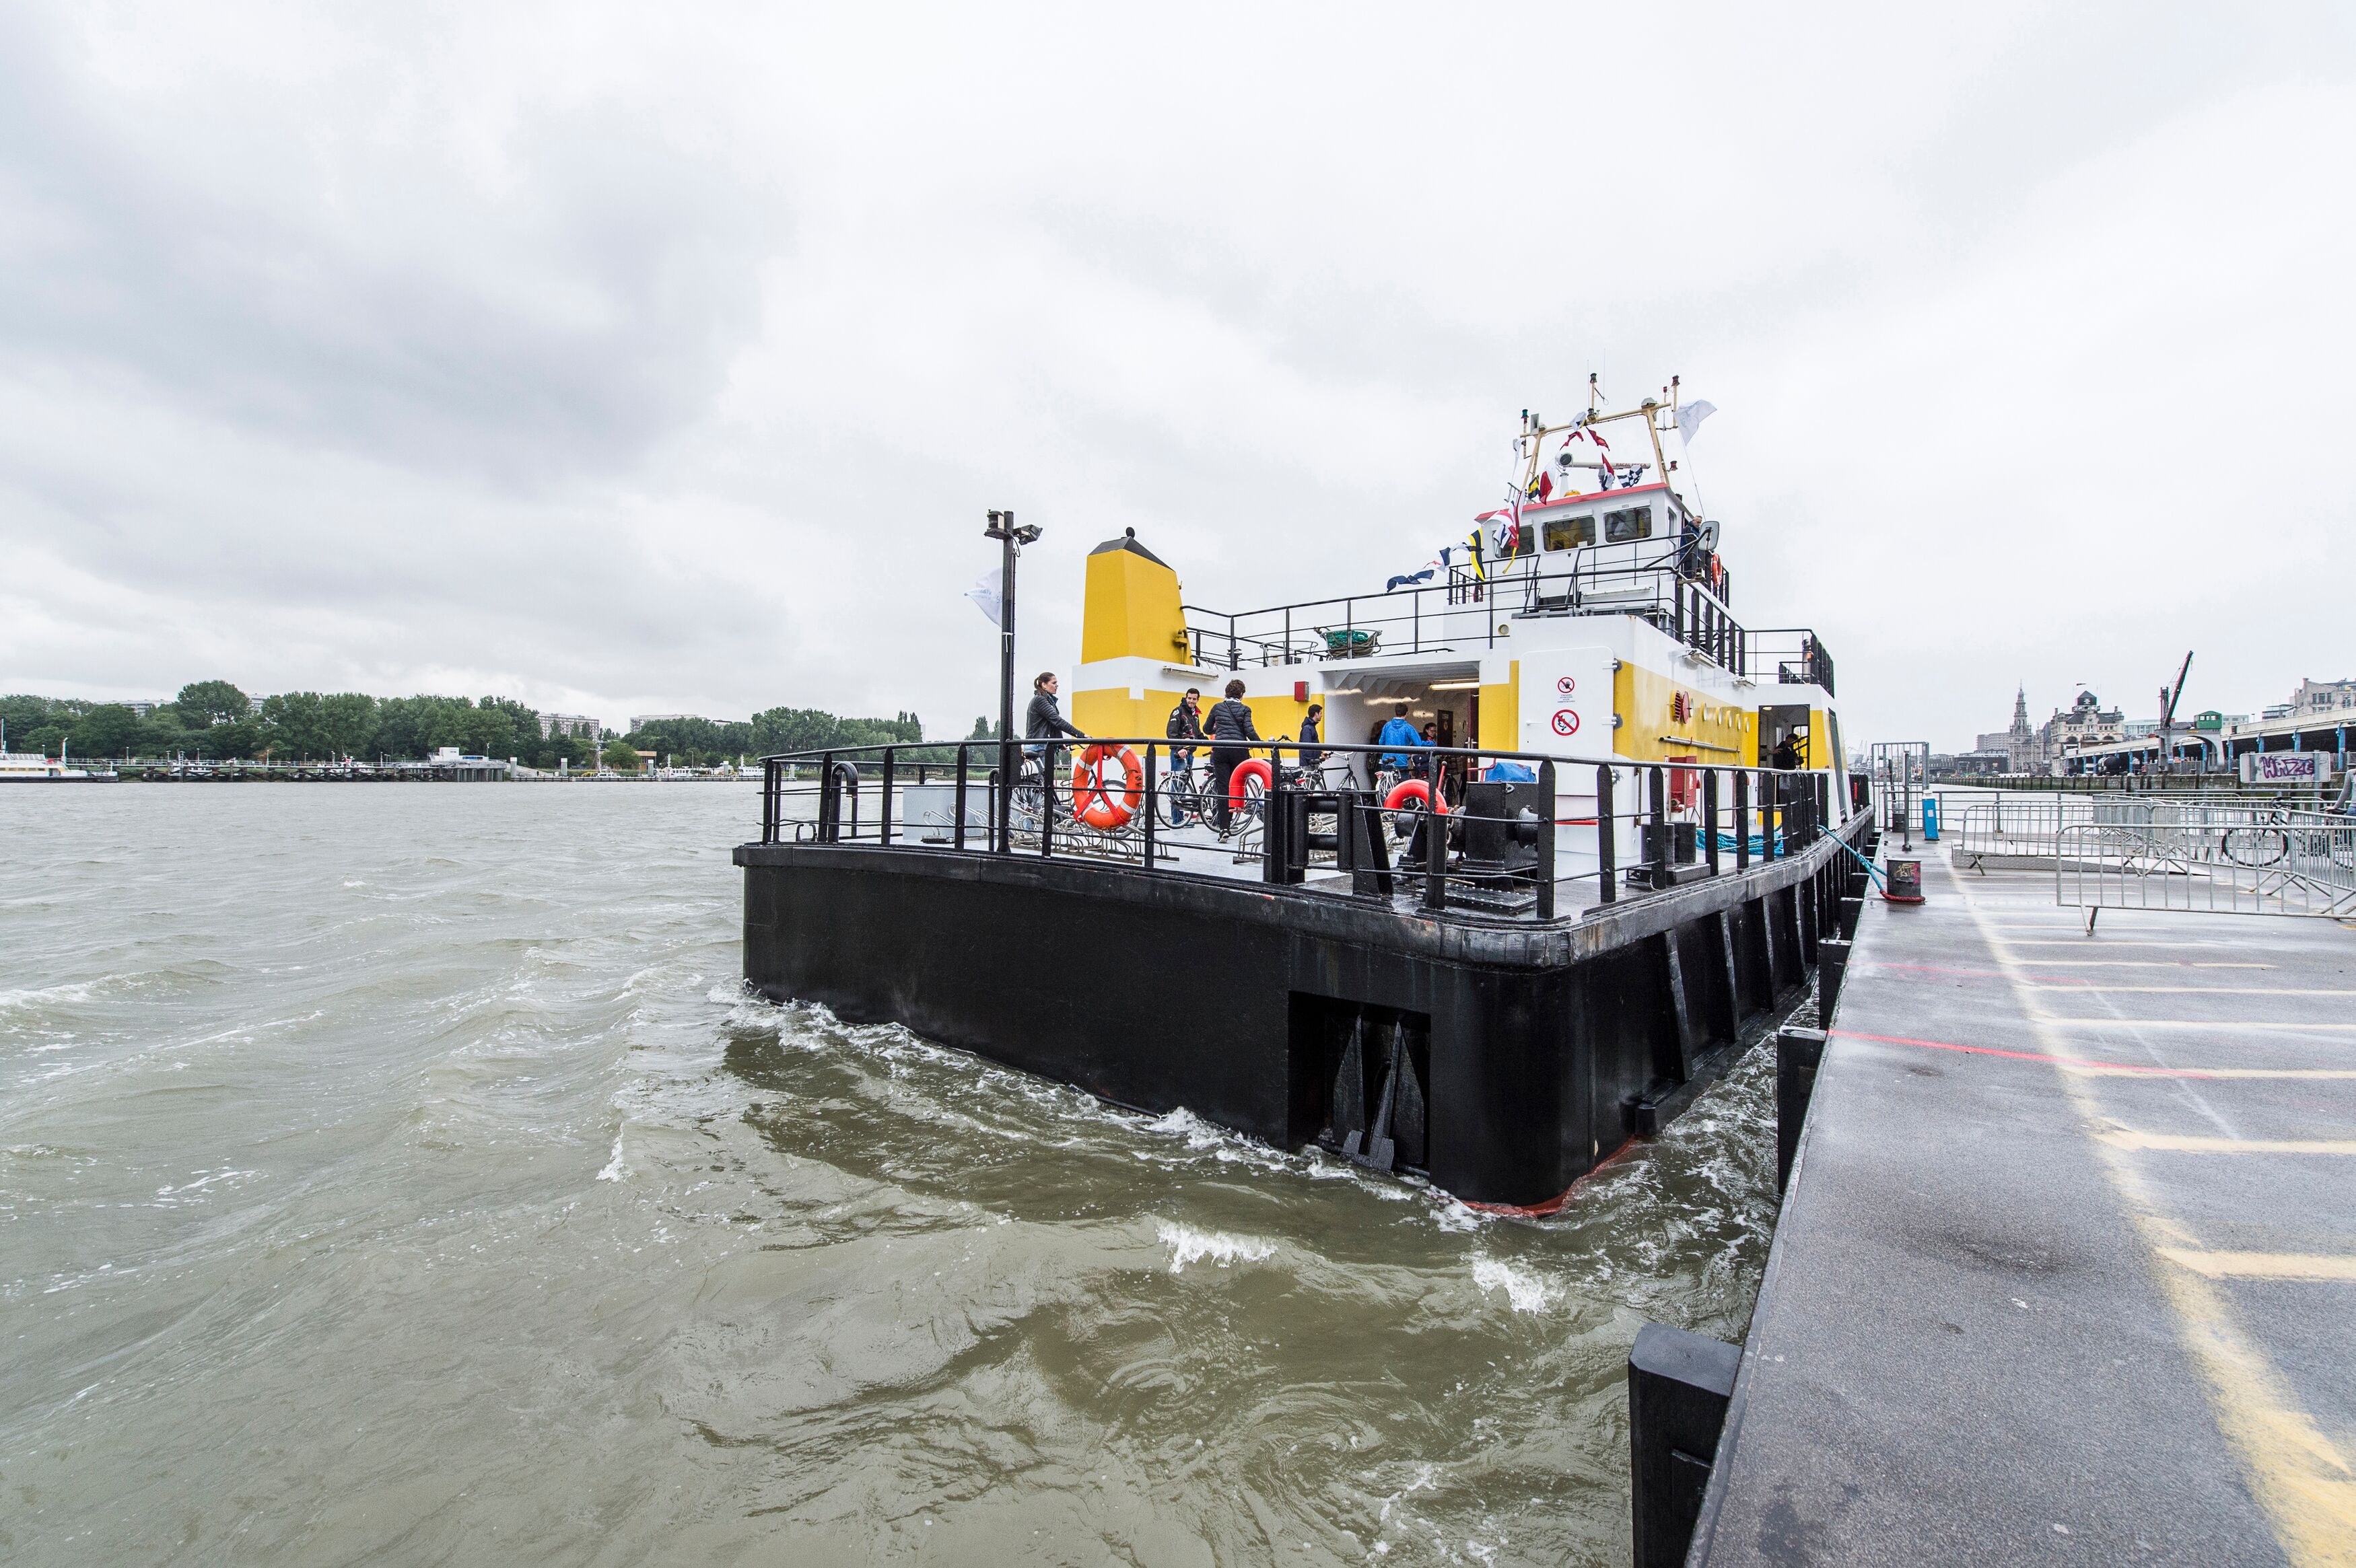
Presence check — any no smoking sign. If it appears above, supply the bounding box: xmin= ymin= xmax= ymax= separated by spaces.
xmin=1551 ymin=709 xmax=1580 ymax=736
xmin=1555 ymin=675 xmax=1577 ymax=697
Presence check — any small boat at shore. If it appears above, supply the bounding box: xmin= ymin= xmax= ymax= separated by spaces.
xmin=737 ymin=386 xmax=1867 ymax=1206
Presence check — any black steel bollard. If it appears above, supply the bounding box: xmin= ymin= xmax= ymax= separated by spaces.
xmin=1838 ymin=894 xmax=1864 ymax=942
xmin=1776 ymin=1025 xmax=1828 ymax=1196
xmin=1817 ymin=937 xmax=1850 ymax=1026
xmin=1628 ymin=1322 xmax=1742 ymax=1568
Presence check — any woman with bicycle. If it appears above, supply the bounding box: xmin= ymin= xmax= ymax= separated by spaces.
xmin=1206 ymin=678 xmax=1262 ymax=829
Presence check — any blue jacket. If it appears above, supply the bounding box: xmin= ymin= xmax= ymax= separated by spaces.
xmin=1377 ymin=716 xmax=1427 ymax=767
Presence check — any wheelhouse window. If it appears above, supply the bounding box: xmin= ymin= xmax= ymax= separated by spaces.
xmin=1604 ymin=505 xmax=1653 ymax=542
xmin=1542 ymin=514 xmax=1595 ymax=551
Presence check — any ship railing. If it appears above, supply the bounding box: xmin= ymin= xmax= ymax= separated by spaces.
xmin=754 ymin=738 xmax=1864 ymax=924
xmin=1179 ymin=561 xmax=1825 ymax=694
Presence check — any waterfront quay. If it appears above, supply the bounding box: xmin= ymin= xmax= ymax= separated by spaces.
xmin=1687 ymin=842 xmax=2355 ymax=1562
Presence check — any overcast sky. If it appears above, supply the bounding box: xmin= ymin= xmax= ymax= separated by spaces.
xmin=3 ymin=2 xmax=2351 ymax=749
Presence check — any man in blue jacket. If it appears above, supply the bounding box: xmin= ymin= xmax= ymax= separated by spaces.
xmin=1377 ymin=706 xmax=1428 ymax=774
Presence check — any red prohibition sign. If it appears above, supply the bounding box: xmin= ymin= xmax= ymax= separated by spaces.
xmin=1555 ymin=675 xmax=1577 ymax=697
xmin=1551 ymin=708 xmax=1580 ymax=736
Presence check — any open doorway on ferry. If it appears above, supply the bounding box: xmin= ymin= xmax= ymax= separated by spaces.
xmin=1758 ymin=703 xmax=1811 ymax=770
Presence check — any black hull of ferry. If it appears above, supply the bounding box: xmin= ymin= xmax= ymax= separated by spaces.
xmin=733 ymin=828 xmax=1864 ymax=1207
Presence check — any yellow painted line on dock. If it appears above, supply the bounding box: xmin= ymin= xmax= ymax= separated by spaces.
xmin=2032 ymin=1018 xmax=2356 ymax=1031
xmin=2066 ymin=1066 xmax=2356 ymax=1080
xmin=1953 ymin=880 xmax=2356 ymax=1565
xmin=1999 ymin=960 xmax=2275 ymax=968
xmin=2094 ymin=1131 xmax=2356 ymax=1155
xmin=2159 ymin=1249 xmax=2356 ymax=1282
xmin=2020 ymin=985 xmax=2356 ymax=995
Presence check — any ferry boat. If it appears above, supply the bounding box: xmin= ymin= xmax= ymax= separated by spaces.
xmin=736 ymin=387 xmax=1869 ymax=1207
xmin=0 ymin=750 xmax=108 ymax=781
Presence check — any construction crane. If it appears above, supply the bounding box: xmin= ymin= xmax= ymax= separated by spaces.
xmin=2156 ymin=651 xmax=2194 ymax=774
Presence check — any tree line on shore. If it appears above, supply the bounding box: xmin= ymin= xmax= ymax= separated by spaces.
xmin=0 ymin=684 xmax=925 ymax=770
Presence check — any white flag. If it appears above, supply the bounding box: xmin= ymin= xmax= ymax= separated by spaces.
xmin=1675 ymin=400 xmax=1717 ymax=445
xmin=965 ymin=569 xmax=1004 ymax=628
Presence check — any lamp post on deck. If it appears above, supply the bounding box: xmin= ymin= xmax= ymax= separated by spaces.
xmin=983 ymin=509 xmax=1042 ymax=853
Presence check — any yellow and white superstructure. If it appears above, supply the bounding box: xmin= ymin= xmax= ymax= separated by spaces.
xmin=1069 ymin=393 xmax=1846 ymax=871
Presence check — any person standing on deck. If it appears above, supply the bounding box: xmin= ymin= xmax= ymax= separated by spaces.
xmin=1025 ymin=672 xmax=1087 ymax=813
xmin=1377 ymin=705 xmax=1428 ymax=777
xmin=1297 ymin=702 xmax=1324 ymax=779
xmin=1206 ymin=678 xmax=1261 ymax=829
xmin=1167 ymin=688 xmax=1205 ymax=777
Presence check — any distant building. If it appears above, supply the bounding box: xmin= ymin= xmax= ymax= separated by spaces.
xmin=2261 ymin=703 xmax=2295 ymax=721
xmin=126 ymin=699 xmax=168 ymax=718
xmin=2294 ymin=678 xmax=2356 ymax=716
xmin=539 ymin=713 xmax=599 ymax=740
xmin=2042 ymin=690 xmax=2124 ymax=758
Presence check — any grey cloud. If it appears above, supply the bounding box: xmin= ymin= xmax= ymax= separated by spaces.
xmin=0 ymin=9 xmax=777 ymax=489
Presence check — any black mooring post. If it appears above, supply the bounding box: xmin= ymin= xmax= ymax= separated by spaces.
xmin=1597 ymin=764 xmax=1618 ymax=904
xmin=1817 ymin=937 xmax=1851 ymax=1026
xmin=1839 ymin=893 xmax=1864 ymax=942
xmin=1648 ymin=766 xmax=1667 ymax=880
xmin=1421 ymin=809 xmax=1447 ymax=913
xmin=880 ymin=746 xmax=895 ymax=846
xmin=1141 ymin=744 xmax=1157 ymax=867
xmin=1702 ymin=770 xmax=1721 ymax=877
xmin=1628 ymin=1322 xmax=1741 ymax=1568
xmin=1776 ymin=1025 xmax=1828 ymax=1195
xmin=1733 ymin=770 xmax=1749 ymax=871
xmin=1536 ymin=760 xmax=1557 ymax=920
xmin=952 ymin=744 xmax=968 ymax=851
xmin=818 ymin=750 xmax=837 ymax=841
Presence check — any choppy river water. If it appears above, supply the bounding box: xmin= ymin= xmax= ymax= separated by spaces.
xmin=1 ymin=784 xmax=1782 ymax=1566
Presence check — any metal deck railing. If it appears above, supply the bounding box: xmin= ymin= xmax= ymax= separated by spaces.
xmin=754 ymin=737 xmax=1857 ymax=925
xmin=1177 ymin=558 xmax=1833 ymax=695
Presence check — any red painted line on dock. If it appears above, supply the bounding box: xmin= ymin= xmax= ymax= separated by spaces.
xmin=1828 ymin=1028 xmax=2217 ymax=1078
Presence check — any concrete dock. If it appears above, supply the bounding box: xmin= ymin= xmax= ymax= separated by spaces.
xmin=1691 ymin=845 xmax=2356 ymax=1564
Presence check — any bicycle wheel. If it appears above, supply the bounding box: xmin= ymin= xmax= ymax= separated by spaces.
xmin=2222 ymin=826 xmax=2287 ymax=867
xmin=1157 ymin=771 xmax=1196 ymax=828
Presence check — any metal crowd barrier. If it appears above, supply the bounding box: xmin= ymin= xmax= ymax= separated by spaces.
xmin=2055 ymin=814 xmax=2356 ymax=921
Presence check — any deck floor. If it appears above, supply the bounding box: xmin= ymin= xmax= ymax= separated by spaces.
xmin=1694 ymin=848 xmax=2356 ymax=1563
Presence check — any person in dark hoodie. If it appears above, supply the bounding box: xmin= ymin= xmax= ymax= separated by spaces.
xmin=1167 ymin=687 xmax=1205 ymax=776
xmin=1025 ymin=671 xmax=1087 ymax=813
xmin=1204 ymin=678 xmax=1263 ymax=829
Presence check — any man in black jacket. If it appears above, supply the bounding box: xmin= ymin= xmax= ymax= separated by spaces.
xmin=1167 ymin=688 xmax=1204 ymax=776
xmin=1025 ymin=672 xmax=1086 ymax=814
xmin=1205 ymin=678 xmax=1261 ymax=829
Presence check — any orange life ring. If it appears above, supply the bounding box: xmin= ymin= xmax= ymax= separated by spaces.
xmin=1227 ymin=756 xmax=1274 ymax=814
xmin=1070 ymin=744 xmax=1144 ymax=830
xmin=1383 ymin=777 xmax=1447 ymax=814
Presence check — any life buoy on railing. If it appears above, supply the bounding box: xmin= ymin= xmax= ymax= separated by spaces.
xmin=1227 ymin=756 xmax=1274 ymax=814
xmin=1383 ymin=777 xmax=1447 ymax=815
xmin=1070 ymin=744 xmax=1144 ymax=830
